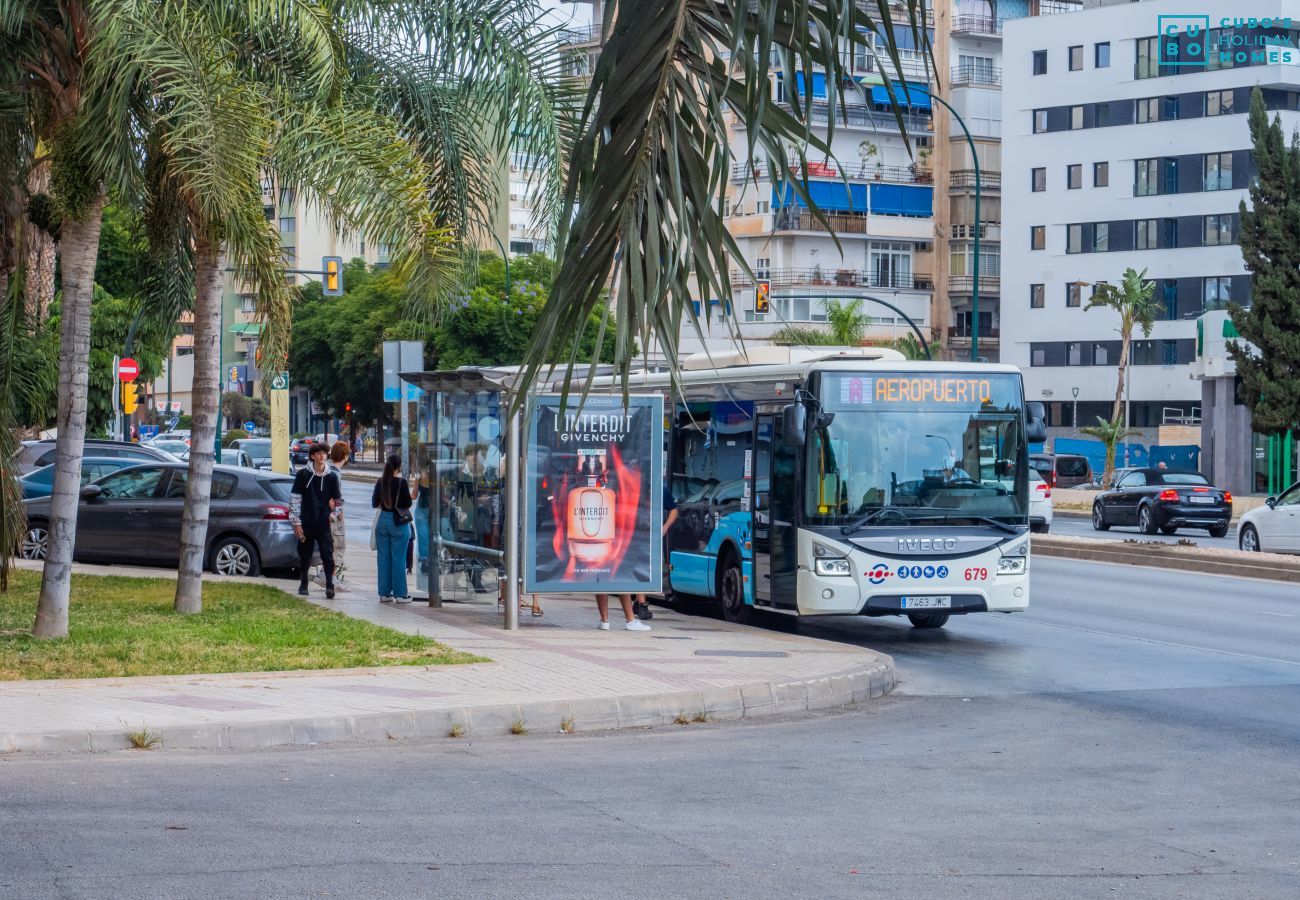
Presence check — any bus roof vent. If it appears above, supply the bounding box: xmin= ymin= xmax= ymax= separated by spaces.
xmin=796 ymin=347 xmax=906 ymax=363
xmin=680 ymin=345 xmax=906 ymax=370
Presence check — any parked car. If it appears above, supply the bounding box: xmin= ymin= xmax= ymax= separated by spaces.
xmin=219 ymin=448 xmax=256 ymax=468
xmin=18 ymin=463 xmax=306 ymax=576
xmin=1029 ymin=469 xmax=1053 ymax=534
xmin=1029 ymin=453 xmax=1094 ymax=489
xmin=18 ymin=456 xmax=141 ymax=500
xmin=150 ymin=438 xmax=192 ymax=458
xmin=230 ymin=438 xmax=273 ymax=469
xmin=1237 ymin=481 xmax=1300 ymax=553
xmin=1091 ymin=468 xmax=1231 ymax=537
xmin=14 ymin=439 xmax=179 ymax=476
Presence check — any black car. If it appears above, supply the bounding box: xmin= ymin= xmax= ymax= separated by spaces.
xmin=1091 ymin=468 xmax=1231 ymax=537
xmin=19 ymin=463 xmax=306 ymax=576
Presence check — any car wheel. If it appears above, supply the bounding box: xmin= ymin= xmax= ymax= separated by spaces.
xmin=19 ymin=521 xmax=49 ymax=560
xmin=908 ymin=612 xmax=949 ymax=629
xmin=1208 ymin=523 xmax=1229 ymax=539
xmin=1239 ymin=523 xmax=1260 ymax=552
xmin=1091 ymin=504 xmax=1110 ymax=531
xmin=718 ymin=552 xmax=752 ymax=625
xmin=1138 ymin=505 xmax=1157 ymax=535
xmin=209 ymin=535 xmax=261 ymax=577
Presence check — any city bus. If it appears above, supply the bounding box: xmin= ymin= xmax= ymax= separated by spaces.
xmin=585 ymin=346 xmax=1047 ymax=629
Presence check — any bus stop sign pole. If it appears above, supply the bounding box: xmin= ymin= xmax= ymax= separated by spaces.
xmin=503 ymin=405 xmax=521 ymax=631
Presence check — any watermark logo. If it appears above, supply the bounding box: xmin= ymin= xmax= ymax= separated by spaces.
xmin=1158 ymin=15 xmax=1296 ymax=67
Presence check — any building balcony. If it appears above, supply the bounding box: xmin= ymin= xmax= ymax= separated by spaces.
xmin=854 ymin=48 xmax=933 ymax=83
xmin=949 ymin=169 xmax=1001 ymax=191
xmin=949 ymin=64 xmax=1001 ymax=88
xmin=558 ymin=23 xmax=602 ymax=46
xmin=948 ymin=326 xmax=1001 ymax=341
xmin=948 ymin=274 xmax=1001 ymax=294
xmin=731 ymin=161 xmax=931 ymax=185
xmin=730 ymin=268 xmax=933 ymax=291
xmin=1039 ymin=0 xmax=1084 ymax=15
xmin=771 ymin=208 xmax=932 ymax=238
xmin=952 ymin=15 xmax=1004 ymax=36
xmin=804 ymin=103 xmax=933 ymax=134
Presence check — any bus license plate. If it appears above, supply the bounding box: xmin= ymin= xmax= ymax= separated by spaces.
xmin=901 ymin=596 xmax=951 ymax=610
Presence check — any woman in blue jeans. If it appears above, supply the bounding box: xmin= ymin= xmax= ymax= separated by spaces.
xmin=372 ymin=454 xmax=414 ymax=602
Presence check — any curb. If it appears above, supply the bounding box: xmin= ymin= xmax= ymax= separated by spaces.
xmin=0 ymin=659 xmax=896 ymax=755
xmin=1033 ymin=535 xmax=1300 ymax=583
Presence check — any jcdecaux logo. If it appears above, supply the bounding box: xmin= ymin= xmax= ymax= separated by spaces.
xmin=1158 ymin=15 xmax=1296 ymax=66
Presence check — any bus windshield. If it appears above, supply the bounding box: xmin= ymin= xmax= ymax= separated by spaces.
xmin=807 ymin=372 xmax=1029 ymax=528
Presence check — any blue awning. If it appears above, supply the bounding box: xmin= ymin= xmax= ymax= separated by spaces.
xmin=869 ymin=183 xmax=932 ymax=217
xmin=772 ymin=180 xmax=868 ymax=212
xmin=870 ymin=83 xmax=931 ymax=110
xmin=776 ymin=72 xmax=829 ymax=100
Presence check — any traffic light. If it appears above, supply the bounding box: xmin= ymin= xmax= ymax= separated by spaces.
xmin=755 ymin=280 xmax=771 ymax=314
xmin=122 ymin=384 xmax=140 ymax=415
xmin=344 ymin=403 xmax=352 ymax=415
xmin=323 ymin=256 xmax=343 ymax=296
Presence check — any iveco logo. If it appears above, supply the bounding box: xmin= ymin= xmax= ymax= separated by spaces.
xmin=897 ymin=537 xmax=958 ymax=553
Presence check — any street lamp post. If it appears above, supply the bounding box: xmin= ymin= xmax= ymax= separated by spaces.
xmin=912 ymin=86 xmax=981 ymax=362
xmin=1071 ymin=386 xmax=1079 ymax=430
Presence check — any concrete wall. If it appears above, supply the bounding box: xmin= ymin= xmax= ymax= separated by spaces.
xmin=1200 ymin=375 xmax=1254 ymax=496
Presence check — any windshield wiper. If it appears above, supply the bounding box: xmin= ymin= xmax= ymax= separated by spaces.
xmin=840 ymin=506 xmax=1020 ymax=536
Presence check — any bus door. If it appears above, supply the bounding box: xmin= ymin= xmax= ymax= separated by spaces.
xmin=754 ymin=413 xmax=799 ymax=610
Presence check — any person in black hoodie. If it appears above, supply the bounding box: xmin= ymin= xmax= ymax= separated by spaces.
xmin=291 ymin=443 xmax=343 ymax=598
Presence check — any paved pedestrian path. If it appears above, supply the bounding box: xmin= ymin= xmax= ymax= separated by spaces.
xmin=3 ymin=555 xmax=894 ymax=753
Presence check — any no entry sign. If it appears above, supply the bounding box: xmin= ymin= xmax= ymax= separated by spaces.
xmin=117 ymin=357 xmax=139 ymax=382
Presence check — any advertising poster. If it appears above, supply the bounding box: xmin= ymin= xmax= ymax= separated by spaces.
xmin=524 ymin=394 xmax=664 ymax=594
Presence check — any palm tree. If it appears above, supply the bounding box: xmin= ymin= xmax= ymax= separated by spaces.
xmin=1081 ymin=417 xmax=1141 ymax=487
xmin=524 ymin=0 xmax=930 ymax=390
xmin=1084 ymin=267 xmax=1158 ymax=485
xmin=823 ymin=298 xmax=866 ymax=346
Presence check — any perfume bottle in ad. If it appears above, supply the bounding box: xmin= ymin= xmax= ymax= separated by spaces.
xmin=567 ymin=453 xmax=616 ymax=563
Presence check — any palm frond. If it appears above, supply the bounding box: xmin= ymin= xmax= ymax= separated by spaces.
xmin=526 ymin=0 xmax=929 ymax=398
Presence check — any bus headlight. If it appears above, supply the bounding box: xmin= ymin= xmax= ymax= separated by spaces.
xmin=815 ymin=557 xmax=852 ymax=577
xmin=997 ymin=556 xmax=1026 ymax=575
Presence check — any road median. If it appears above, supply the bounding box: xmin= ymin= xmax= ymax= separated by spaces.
xmin=1033 ymin=534 xmax=1300 ymax=583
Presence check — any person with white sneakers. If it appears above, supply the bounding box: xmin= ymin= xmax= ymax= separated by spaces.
xmin=595 ymin=593 xmax=650 ymax=631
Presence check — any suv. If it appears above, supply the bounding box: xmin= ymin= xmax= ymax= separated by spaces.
xmin=1029 ymin=453 xmax=1093 ymax=489
xmin=15 ymin=439 xmax=180 ymax=476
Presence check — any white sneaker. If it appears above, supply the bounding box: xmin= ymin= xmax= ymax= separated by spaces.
xmin=596 ymin=621 xmax=610 ymax=630
xmin=625 ymin=620 xmax=651 ymax=632
xmin=395 ymin=596 xmax=412 ymax=604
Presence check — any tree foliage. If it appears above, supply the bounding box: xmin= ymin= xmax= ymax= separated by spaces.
xmin=1081 ymin=417 xmax=1141 ymax=482
xmin=1231 ymin=87 xmax=1300 ymax=434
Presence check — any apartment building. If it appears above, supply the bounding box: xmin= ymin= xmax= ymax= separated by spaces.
xmin=1003 ymin=1 xmax=1299 ymax=450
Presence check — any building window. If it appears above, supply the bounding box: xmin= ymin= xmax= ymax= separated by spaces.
xmin=1135 ymin=36 xmax=1159 ymax=79
xmin=1095 ymin=42 xmax=1111 ymax=68
xmin=1066 ymin=282 xmax=1082 ymax=307
xmin=278 ymin=216 xmax=295 ymax=234
xmin=1093 ymin=343 xmax=1110 ymax=365
xmin=1033 ymin=109 xmax=1048 ymax=133
xmin=1094 ymin=103 xmax=1110 ymax=127
xmin=1204 ymin=152 xmax=1233 ymax=190
xmin=1161 ymin=218 xmax=1179 ymax=249
xmin=1135 ymin=218 xmax=1158 ymax=250
xmin=1030 ymin=283 xmax=1045 ymax=309
xmin=1203 ymin=276 xmax=1232 ymax=308
xmin=1067 ymin=164 xmax=1082 ymax=189
xmin=1135 ymin=158 xmax=1159 ymax=196
xmin=870 ymin=242 xmax=913 ymax=288
xmin=756 ymin=200 xmax=770 ymax=215
xmin=1161 ymin=96 xmax=1180 ymax=120
xmin=1093 ymin=223 xmax=1109 ymax=252
xmin=1031 ymin=225 xmax=1045 ymax=250
xmin=1070 ymin=106 xmax=1084 ymax=129
xmin=1031 ymin=346 xmax=1047 ymax=366
xmin=1068 ymin=45 xmax=1084 ymax=71
xmin=1031 ymin=167 xmax=1046 ymax=192
xmin=1206 ymin=89 xmax=1234 ymax=116
xmin=1067 ymin=341 xmax=1083 ymax=365
xmin=1162 ymin=280 xmax=1178 ymax=319
xmin=1136 ymin=97 xmax=1159 ymax=124
xmin=1162 ymin=339 xmax=1178 ymax=366
xmin=755 ymin=257 xmax=771 ymax=279
xmin=1092 ymin=161 xmax=1108 ymax=188
xmin=1033 ymin=50 xmax=1047 ymax=75
xmin=240 ymin=295 xmax=256 ymax=313
xmin=723 ymin=198 xmax=731 ymax=217
xmin=1203 ymin=214 xmax=1233 ymax=245
xmin=1066 ymin=224 xmax=1083 ymax=254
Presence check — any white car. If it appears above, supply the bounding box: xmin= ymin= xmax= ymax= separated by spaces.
xmin=1029 ymin=468 xmax=1053 ymax=534
xmin=1237 ymin=482 xmax=1300 ymax=553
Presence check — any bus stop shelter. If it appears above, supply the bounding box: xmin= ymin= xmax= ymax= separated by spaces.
xmin=401 ymin=367 xmax=523 ymax=629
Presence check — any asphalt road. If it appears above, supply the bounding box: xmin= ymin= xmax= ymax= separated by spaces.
xmin=1047 ymin=510 xmax=1240 ymax=549
xmin=4 ymin=558 xmax=1298 ymax=899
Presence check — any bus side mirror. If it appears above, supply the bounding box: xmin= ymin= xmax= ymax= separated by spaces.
xmin=781 ymin=403 xmax=806 ymax=447
xmin=1025 ymin=401 xmax=1047 ymax=444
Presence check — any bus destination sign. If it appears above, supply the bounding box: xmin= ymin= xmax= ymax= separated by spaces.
xmin=836 ymin=375 xmax=993 ymax=406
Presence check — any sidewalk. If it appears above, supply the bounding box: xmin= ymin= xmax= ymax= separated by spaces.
xmin=2 ymin=553 xmax=895 ymax=754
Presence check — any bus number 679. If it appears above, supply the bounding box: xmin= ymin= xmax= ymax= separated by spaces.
xmin=964 ymin=567 xmax=988 ymax=581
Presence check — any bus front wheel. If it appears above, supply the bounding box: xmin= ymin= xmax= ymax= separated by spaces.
xmin=718 ymin=555 xmax=753 ymax=625
xmin=907 ymin=612 xmax=949 ymax=629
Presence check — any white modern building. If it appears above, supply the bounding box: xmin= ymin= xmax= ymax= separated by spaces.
xmin=1002 ymin=0 xmax=1300 ymax=439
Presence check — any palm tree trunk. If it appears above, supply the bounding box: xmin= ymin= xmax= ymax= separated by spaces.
xmin=1111 ymin=328 xmax=1130 ymax=426
xmin=174 ymin=234 xmax=225 ymax=614
xmin=34 ymin=190 xmax=106 ymax=639
xmin=23 ymin=160 xmax=56 ymax=322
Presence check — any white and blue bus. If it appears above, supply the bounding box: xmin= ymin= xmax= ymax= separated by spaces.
xmin=590 ymin=346 xmax=1047 ymax=629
